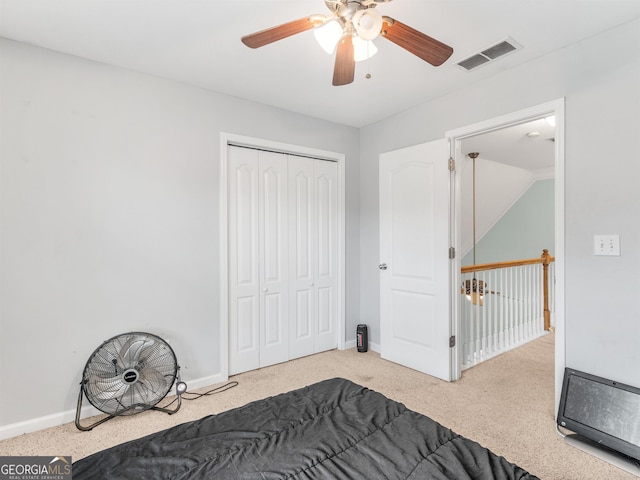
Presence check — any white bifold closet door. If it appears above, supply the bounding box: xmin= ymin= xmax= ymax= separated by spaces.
xmin=228 ymin=146 xmax=338 ymax=375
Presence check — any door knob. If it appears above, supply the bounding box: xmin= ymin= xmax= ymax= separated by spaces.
xmin=263 ymin=287 xmax=269 ymax=293
xmin=379 ymin=263 xmax=388 ymax=270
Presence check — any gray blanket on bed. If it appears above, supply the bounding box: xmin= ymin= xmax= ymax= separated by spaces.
xmin=72 ymin=377 xmax=539 ymax=479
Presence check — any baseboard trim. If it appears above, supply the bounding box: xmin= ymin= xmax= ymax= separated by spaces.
xmin=344 ymin=339 xmax=380 ymax=353
xmin=565 ymin=434 xmax=640 ymax=477
xmin=0 ymin=373 xmax=227 ymax=441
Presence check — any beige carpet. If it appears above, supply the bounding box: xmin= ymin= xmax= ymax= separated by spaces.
xmin=0 ymin=333 xmax=635 ymax=479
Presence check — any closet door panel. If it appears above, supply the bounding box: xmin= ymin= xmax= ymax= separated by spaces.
xmin=289 ymin=156 xmax=315 ymax=359
xmin=264 ymin=293 xmax=285 ymax=344
xmin=314 ymin=160 xmax=338 ymax=352
xmin=228 ymin=147 xmax=260 ymax=374
xmin=317 ymin=286 xmax=332 ymax=334
xmin=317 ymin=174 xmax=333 ymax=278
xmin=294 ymin=290 xmax=312 ymax=336
xmin=236 ymin=296 xmax=258 ymax=350
xmin=258 ymin=151 xmax=289 ymax=367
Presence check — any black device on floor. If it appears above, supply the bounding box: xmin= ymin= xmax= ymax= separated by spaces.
xmin=357 ymin=324 xmax=368 ymax=352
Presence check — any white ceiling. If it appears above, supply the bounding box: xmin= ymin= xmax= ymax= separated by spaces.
xmin=1 ymin=0 xmax=639 ymax=129
xmin=462 ymin=117 xmax=557 ymax=173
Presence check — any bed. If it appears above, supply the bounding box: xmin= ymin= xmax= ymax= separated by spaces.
xmin=72 ymin=377 xmax=539 ymax=479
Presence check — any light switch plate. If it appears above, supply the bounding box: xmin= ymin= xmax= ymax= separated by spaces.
xmin=594 ymin=235 xmax=620 ymax=256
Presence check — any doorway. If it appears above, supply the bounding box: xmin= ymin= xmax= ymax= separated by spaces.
xmin=446 ymin=99 xmax=565 ymax=407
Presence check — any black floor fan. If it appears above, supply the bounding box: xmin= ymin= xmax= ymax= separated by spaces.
xmin=75 ymin=332 xmax=187 ymax=431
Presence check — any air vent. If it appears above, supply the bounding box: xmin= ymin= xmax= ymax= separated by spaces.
xmin=457 ymin=37 xmax=522 ymax=71
xmin=457 ymin=54 xmax=490 ymax=70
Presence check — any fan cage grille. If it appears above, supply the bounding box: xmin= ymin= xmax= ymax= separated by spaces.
xmin=82 ymin=332 xmax=178 ymax=416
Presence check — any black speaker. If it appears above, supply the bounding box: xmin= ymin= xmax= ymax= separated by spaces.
xmin=356 ymin=324 xmax=368 ymax=353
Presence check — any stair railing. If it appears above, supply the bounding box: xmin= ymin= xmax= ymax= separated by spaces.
xmin=459 ymin=249 xmax=555 ymax=369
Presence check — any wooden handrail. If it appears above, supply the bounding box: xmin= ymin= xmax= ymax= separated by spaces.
xmin=461 ymin=249 xmax=555 ymax=331
xmin=461 ymin=250 xmax=555 ymax=274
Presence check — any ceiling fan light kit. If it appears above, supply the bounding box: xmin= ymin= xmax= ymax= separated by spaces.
xmin=315 ymin=20 xmax=378 ymax=60
xmin=241 ymin=0 xmax=453 ymax=86
xmin=464 ymin=152 xmax=486 ymax=306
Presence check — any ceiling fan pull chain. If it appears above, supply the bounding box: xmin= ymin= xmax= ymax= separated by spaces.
xmin=366 ymin=39 xmax=372 ymax=79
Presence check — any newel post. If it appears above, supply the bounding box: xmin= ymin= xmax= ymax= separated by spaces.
xmin=541 ymin=249 xmax=551 ymax=331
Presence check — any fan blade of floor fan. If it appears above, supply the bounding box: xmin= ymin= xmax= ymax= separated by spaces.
xmin=117 ymin=335 xmax=152 ymax=368
xmin=381 ymin=17 xmax=453 ymax=66
xmin=138 ymin=367 xmax=168 ymax=395
xmin=333 ymin=35 xmax=355 ymax=86
xmin=90 ymin=376 xmax=129 ymax=400
xmin=242 ymin=17 xmax=320 ymax=48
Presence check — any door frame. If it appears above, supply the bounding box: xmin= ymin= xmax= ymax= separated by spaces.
xmin=219 ymin=132 xmax=346 ymax=379
xmin=445 ymin=99 xmax=565 ymax=408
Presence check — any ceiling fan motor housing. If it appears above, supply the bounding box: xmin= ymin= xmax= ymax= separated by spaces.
xmin=326 ymin=0 xmax=392 ymax=18
xmin=326 ymin=0 xmax=392 ymax=9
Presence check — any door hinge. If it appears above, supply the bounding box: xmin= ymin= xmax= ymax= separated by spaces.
xmin=449 ymin=335 xmax=456 ymax=348
xmin=449 ymin=247 xmax=455 ymax=259
xmin=448 ymin=157 xmax=455 ymax=171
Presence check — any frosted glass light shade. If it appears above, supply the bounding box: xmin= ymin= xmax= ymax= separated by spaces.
xmin=314 ymin=20 xmax=343 ymax=54
xmin=353 ymin=36 xmax=378 ymax=61
xmin=353 ymin=9 xmax=383 ymax=41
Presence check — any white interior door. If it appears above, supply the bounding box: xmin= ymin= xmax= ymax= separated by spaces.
xmin=379 ymin=139 xmax=452 ymax=381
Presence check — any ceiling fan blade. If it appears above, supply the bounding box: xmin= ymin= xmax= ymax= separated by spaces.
xmin=333 ymin=35 xmax=355 ymax=86
xmin=242 ymin=17 xmax=319 ymax=48
xmin=381 ymin=17 xmax=453 ymax=66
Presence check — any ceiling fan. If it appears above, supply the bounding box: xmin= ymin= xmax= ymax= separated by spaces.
xmin=241 ymin=0 xmax=453 ymax=86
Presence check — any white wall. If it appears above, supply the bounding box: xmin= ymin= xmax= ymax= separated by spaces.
xmin=0 ymin=38 xmax=360 ymax=432
xmin=359 ymin=19 xmax=640 ymax=386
